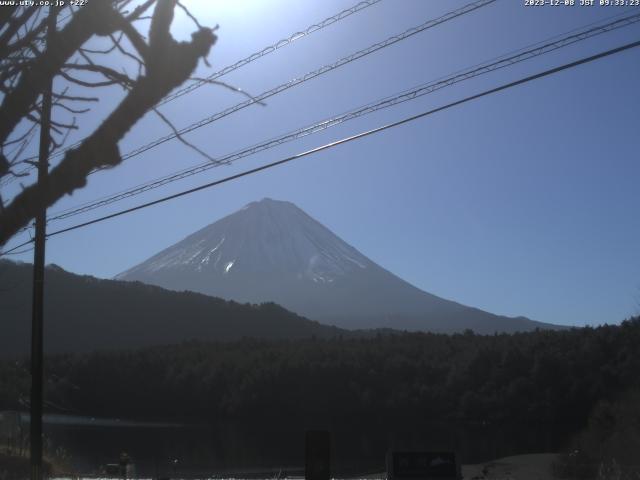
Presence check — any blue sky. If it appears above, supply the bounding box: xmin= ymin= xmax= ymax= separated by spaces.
xmin=3 ymin=0 xmax=640 ymax=327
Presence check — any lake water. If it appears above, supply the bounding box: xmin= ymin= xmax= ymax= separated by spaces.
xmin=8 ymin=414 xmax=574 ymax=477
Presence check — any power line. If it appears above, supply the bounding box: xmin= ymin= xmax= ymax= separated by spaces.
xmin=1 ymin=238 xmax=34 ymax=256
xmin=2 ymin=245 xmax=34 ymax=256
xmin=0 ymin=0 xmax=385 ymax=186
xmin=159 ymin=0 xmax=385 ymax=105
xmin=45 ymin=10 xmax=640 ymax=223
xmin=33 ymin=38 xmax=640 ymax=242
xmin=9 ymin=0 xmax=495 ymax=185
xmin=31 ymin=0 xmax=498 ymax=220
xmin=3 ymin=36 xmax=638 ymax=254
xmin=112 ymin=0 xmax=496 ymax=164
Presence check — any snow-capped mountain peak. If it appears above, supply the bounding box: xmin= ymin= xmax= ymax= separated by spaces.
xmin=116 ymin=198 xmax=559 ymax=334
xmin=117 ymin=198 xmax=369 ymax=284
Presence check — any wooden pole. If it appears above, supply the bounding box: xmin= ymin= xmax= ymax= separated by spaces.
xmin=30 ymin=6 xmax=56 ymax=480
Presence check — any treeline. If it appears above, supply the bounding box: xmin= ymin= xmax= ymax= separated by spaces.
xmin=1 ymin=318 xmax=639 ymax=428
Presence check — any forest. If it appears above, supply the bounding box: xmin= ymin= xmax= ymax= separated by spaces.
xmin=1 ymin=318 xmax=638 ymax=428
xmin=2 ymin=317 xmax=640 ymax=476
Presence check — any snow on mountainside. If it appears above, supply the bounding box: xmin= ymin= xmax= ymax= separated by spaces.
xmin=117 ymin=198 xmax=564 ymax=334
xmin=117 ymin=198 xmax=370 ymax=283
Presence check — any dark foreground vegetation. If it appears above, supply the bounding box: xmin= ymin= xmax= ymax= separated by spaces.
xmin=0 ymin=260 xmax=343 ymax=356
xmin=552 ymin=388 xmax=640 ymax=479
xmin=1 ymin=318 xmax=639 ymax=476
xmin=0 ymin=451 xmax=57 ymax=480
xmin=1 ymin=318 xmax=639 ymax=425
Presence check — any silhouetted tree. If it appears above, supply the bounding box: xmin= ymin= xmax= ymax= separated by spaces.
xmin=0 ymin=0 xmax=217 ymax=246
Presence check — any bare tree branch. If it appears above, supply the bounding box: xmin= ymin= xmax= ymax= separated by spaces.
xmin=52 ymin=92 xmax=100 ymax=103
xmin=125 ymin=0 xmax=157 ymax=21
xmin=0 ymin=0 xmax=217 ymax=246
xmin=63 ymin=62 xmax=136 ymax=87
xmin=53 ymin=102 xmax=91 ymax=115
xmin=152 ymin=106 xmax=216 ymax=162
xmin=190 ymin=76 xmax=267 ymax=106
xmin=59 ymin=70 xmax=121 ymax=88
xmin=0 ymin=6 xmax=38 ymax=57
xmin=117 ymin=18 xmax=149 ymax=62
xmin=0 ymin=1 xmax=122 ymax=145
xmin=177 ymin=1 xmax=204 ymax=30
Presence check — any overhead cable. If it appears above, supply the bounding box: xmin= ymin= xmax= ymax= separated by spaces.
xmin=34 ymin=39 xmax=640 ymax=242
xmin=0 ymin=0 xmax=385 ymax=186
xmin=46 ymin=11 xmax=640 ymax=223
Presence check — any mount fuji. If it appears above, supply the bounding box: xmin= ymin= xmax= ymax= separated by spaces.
xmin=116 ymin=198 xmax=561 ymax=333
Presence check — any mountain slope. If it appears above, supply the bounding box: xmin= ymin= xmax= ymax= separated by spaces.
xmin=0 ymin=260 xmax=344 ymax=357
xmin=117 ymin=198 xmax=562 ymax=333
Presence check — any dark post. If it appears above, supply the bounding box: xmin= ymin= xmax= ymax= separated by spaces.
xmin=305 ymin=430 xmax=330 ymax=480
xmin=30 ymin=6 xmax=56 ymax=480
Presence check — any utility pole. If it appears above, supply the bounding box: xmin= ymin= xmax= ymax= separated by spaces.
xmin=31 ymin=6 xmax=56 ymax=480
